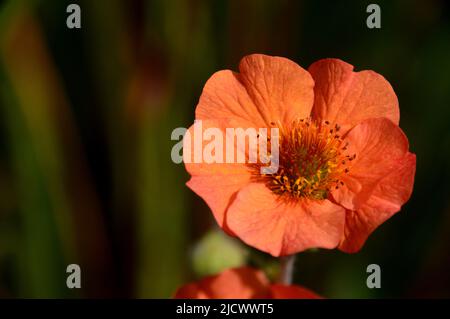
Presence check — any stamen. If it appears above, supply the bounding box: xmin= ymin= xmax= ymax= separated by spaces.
xmin=252 ymin=118 xmax=354 ymax=200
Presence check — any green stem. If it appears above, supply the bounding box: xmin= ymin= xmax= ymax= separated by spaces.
xmin=278 ymin=255 xmax=296 ymax=285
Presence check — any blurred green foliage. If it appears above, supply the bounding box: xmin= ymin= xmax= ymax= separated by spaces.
xmin=0 ymin=0 xmax=449 ymax=298
xmin=191 ymin=229 xmax=248 ymax=278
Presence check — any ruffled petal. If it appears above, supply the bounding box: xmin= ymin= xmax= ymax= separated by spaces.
xmin=226 ymin=183 xmax=346 ymax=256
xmin=339 ymin=152 xmax=416 ymax=253
xmin=196 ymin=54 xmax=314 ymax=128
xmin=183 ymin=119 xmax=252 ymax=231
xmin=309 ymin=59 xmax=399 ymax=132
xmin=238 ymin=54 xmax=314 ymax=125
xmin=332 ymin=118 xmax=410 ymax=210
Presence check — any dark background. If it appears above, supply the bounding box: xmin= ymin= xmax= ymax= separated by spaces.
xmin=0 ymin=0 xmax=449 ymax=298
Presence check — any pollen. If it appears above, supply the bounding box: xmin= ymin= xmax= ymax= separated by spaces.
xmin=255 ymin=118 xmax=355 ymax=200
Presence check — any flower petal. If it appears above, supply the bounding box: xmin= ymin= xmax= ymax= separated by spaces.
xmin=238 ymin=54 xmax=315 ymax=125
xmin=339 ymin=152 xmax=416 ymax=253
xmin=270 ymin=284 xmax=322 ymax=299
xmin=173 ymin=282 xmax=209 ymax=299
xmin=187 ymin=175 xmax=249 ymax=234
xmin=195 ymin=70 xmax=265 ymax=127
xmin=183 ymin=119 xmax=250 ymax=176
xmin=226 ymin=183 xmax=346 ymax=256
xmin=174 ymin=267 xmax=271 ymax=299
xmin=183 ymin=119 xmax=251 ymax=231
xmin=332 ymin=118 xmax=410 ymax=210
xmin=309 ymin=59 xmax=399 ymax=132
xmin=195 ymin=54 xmax=314 ymax=128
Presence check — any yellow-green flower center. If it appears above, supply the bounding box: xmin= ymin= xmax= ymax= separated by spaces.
xmin=257 ymin=119 xmax=355 ymax=200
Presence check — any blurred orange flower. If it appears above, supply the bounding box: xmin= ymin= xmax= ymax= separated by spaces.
xmin=184 ymin=54 xmax=416 ymax=256
xmin=174 ymin=267 xmax=320 ymax=299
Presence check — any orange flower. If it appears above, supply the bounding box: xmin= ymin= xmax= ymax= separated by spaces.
xmin=184 ymin=54 xmax=416 ymax=256
xmin=174 ymin=267 xmax=320 ymax=299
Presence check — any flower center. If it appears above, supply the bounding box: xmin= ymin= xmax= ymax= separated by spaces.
xmin=256 ymin=118 xmax=355 ymax=200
